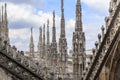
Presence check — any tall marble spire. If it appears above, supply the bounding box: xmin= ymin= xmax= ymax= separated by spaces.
xmin=60 ymin=0 xmax=65 ymax=37
xmin=0 ymin=9 xmax=1 ymax=37
xmin=29 ymin=27 xmax=34 ymax=58
xmin=51 ymin=11 xmax=57 ymax=67
xmin=0 ymin=10 xmax=1 ymax=21
xmin=47 ymin=19 xmax=50 ymax=45
xmin=38 ymin=26 xmax=43 ymax=59
xmin=75 ymin=0 xmax=82 ymax=32
xmin=0 ymin=4 xmax=9 ymax=44
xmin=58 ymin=0 xmax=68 ymax=78
xmin=0 ymin=6 xmax=3 ymax=39
xmin=0 ymin=6 xmax=4 ymax=39
xmin=4 ymin=3 xmax=7 ymax=23
xmin=46 ymin=19 xmax=51 ymax=66
xmin=42 ymin=24 xmax=46 ymax=59
xmin=4 ymin=3 xmax=9 ymax=43
xmin=52 ymin=11 xmax=56 ymax=42
xmin=2 ymin=6 xmax=3 ymax=22
xmin=72 ymin=0 xmax=86 ymax=80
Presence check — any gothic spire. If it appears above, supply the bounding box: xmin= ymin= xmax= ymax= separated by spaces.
xmin=38 ymin=26 xmax=42 ymax=59
xmin=38 ymin=26 xmax=42 ymax=47
xmin=52 ymin=11 xmax=56 ymax=42
xmin=58 ymin=0 xmax=68 ymax=77
xmin=0 ymin=9 xmax=1 ymax=22
xmin=51 ymin=11 xmax=58 ymax=70
xmin=46 ymin=19 xmax=50 ymax=66
xmin=47 ymin=19 xmax=50 ymax=45
xmin=42 ymin=24 xmax=46 ymax=59
xmin=2 ymin=5 xmax=3 ymax=22
xmin=43 ymin=24 xmax=45 ymax=44
xmin=4 ymin=3 xmax=7 ymax=23
xmin=30 ymin=27 xmax=33 ymax=43
xmin=75 ymin=0 xmax=82 ymax=32
xmin=29 ymin=27 xmax=34 ymax=57
xmin=39 ymin=26 xmax=42 ymax=44
xmin=60 ymin=0 xmax=65 ymax=37
xmin=72 ymin=1 xmax=86 ymax=79
xmin=61 ymin=0 xmax=64 ymax=19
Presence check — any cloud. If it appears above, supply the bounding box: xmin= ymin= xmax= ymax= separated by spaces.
xmin=9 ymin=28 xmax=29 ymax=40
xmin=9 ymin=28 xmax=30 ymax=51
xmin=82 ymin=0 xmax=110 ymax=13
xmin=65 ymin=19 xmax=75 ymax=50
xmin=0 ymin=0 xmax=44 ymax=7
xmin=3 ymin=2 xmax=61 ymax=51
xmin=1 ymin=2 xmax=60 ymax=29
xmin=0 ymin=0 xmax=111 ymax=52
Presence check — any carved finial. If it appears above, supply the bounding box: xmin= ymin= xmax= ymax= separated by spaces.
xmin=90 ymin=55 xmax=93 ymax=63
xmin=85 ymin=67 xmax=88 ymax=71
xmin=98 ymin=34 xmax=101 ymax=40
xmin=31 ymin=27 xmax=33 ymax=34
xmin=92 ymin=48 xmax=95 ymax=56
xmin=101 ymin=25 xmax=105 ymax=39
xmin=87 ymin=61 xmax=90 ymax=66
xmin=83 ymin=70 xmax=86 ymax=76
xmin=101 ymin=25 xmax=105 ymax=31
xmin=95 ymin=41 xmax=98 ymax=50
xmin=105 ymin=17 xmax=109 ymax=30
xmin=98 ymin=33 xmax=101 ymax=45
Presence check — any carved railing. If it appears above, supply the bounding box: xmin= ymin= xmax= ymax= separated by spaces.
xmin=0 ymin=39 xmax=54 ymax=80
xmin=84 ymin=0 xmax=120 ymax=80
xmin=0 ymin=49 xmax=44 ymax=80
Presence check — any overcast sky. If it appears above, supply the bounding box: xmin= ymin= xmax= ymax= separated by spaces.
xmin=0 ymin=0 xmax=110 ymax=52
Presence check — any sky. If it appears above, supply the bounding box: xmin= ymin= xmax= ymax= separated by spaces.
xmin=0 ymin=0 xmax=110 ymax=52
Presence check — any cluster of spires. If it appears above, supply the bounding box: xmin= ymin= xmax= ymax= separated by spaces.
xmin=29 ymin=0 xmax=86 ymax=79
xmin=0 ymin=0 xmax=117 ymax=79
xmin=29 ymin=0 xmax=68 ymax=78
xmin=0 ymin=0 xmax=87 ymax=79
xmin=0 ymin=3 xmax=9 ymax=44
xmin=0 ymin=0 xmax=97 ymax=79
